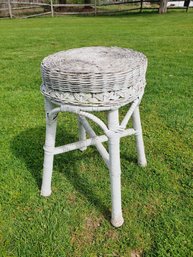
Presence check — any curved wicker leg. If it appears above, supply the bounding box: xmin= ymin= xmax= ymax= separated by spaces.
xmin=132 ymin=106 xmax=147 ymax=167
xmin=78 ymin=115 xmax=87 ymax=151
xmin=108 ymin=109 xmax=124 ymax=227
xmin=41 ymin=99 xmax=58 ymax=197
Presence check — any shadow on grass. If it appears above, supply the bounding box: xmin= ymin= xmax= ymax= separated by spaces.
xmin=11 ymin=126 xmax=110 ymax=221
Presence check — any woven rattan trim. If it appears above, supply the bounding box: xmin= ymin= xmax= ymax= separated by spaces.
xmin=41 ymin=81 xmax=146 ymax=107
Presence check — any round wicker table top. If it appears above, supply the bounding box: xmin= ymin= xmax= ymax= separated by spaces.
xmin=41 ymin=46 xmax=147 ymax=107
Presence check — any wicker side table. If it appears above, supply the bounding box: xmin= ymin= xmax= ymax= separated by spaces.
xmin=40 ymin=46 xmax=147 ymax=227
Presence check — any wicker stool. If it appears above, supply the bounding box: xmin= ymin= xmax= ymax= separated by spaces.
xmin=40 ymin=46 xmax=147 ymax=227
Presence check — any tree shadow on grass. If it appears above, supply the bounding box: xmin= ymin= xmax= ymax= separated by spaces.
xmin=11 ymin=126 xmax=110 ymax=221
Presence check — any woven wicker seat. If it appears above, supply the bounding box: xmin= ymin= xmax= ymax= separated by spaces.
xmin=41 ymin=46 xmax=147 ymax=107
xmin=40 ymin=46 xmax=148 ymax=228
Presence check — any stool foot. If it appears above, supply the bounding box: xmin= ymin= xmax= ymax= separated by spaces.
xmin=132 ymin=106 xmax=147 ymax=167
xmin=138 ymin=159 xmax=147 ymax=167
xmin=111 ymin=216 xmax=124 ymax=228
xmin=41 ymin=189 xmax=52 ymax=197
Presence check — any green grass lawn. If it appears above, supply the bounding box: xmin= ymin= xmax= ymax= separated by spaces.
xmin=0 ymin=11 xmax=193 ymax=257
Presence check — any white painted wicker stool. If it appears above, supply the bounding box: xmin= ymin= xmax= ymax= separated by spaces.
xmin=40 ymin=46 xmax=147 ymax=227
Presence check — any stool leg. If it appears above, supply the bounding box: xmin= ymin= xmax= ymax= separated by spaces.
xmin=108 ymin=109 xmax=124 ymax=227
xmin=78 ymin=115 xmax=87 ymax=151
xmin=132 ymin=106 xmax=147 ymax=167
xmin=41 ymin=99 xmax=58 ymax=197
